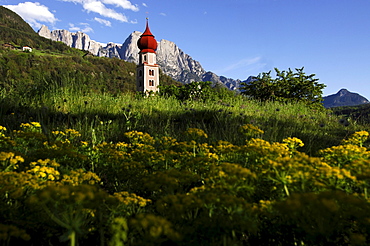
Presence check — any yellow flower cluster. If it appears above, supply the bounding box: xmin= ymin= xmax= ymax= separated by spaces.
xmin=0 ymin=152 xmax=24 ymax=171
xmin=61 ymin=169 xmax=101 ymax=185
xmin=342 ymin=130 xmax=370 ymax=147
xmin=184 ymin=128 xmax=208 ymax=139
xmin=20 ymin=122 xmax=41 ymax=128
xmin=241 ymin=138 xmax=290 ymax=165
xmin=283 ymin=137 xmax=304 ymax=150
xmin=12 ymin=122 xmax=46 ymax=141
xmin=3 ymin=122 xmax=370 ymax=245
xmin=315 ymin=164 xmax=356 ymax=183
xmin=0 ymin=125 xmax=6 ymax=137
xmin=80 ymin=141 xmax=89 ymax=147
xmin=20 ymin=122 xmax=42 ymax=133
xmin=65 ymin=128 xmax=82 ymax=138
xmin=199 ymin=162 xmax=256 ymax=196
xmin=210 ymin=163 xmax=256 ymax=181
xmin=239 ymin=124 xmax=264 ymax=137
xmin=114 ymin=191 xmax=151 ymax=207
xmin=26 ymin=159 xmax=60 ymax=181
xmin=157 ymin=136 xmax=178 ymax=149
xmin=320 ymin=144 xmax=369 ymax=166
xmin=215 ymin=140 xmax=238 ymax=155
xmin=51 ymin=129 xmax=81 ymax=143
xmin=0 ymin=171 xmax=42 ymax=197
xmin=51 ymin=130 xmax=66 ymax=136
xmin=124 ymin=130 xmax=155 ymax=145
xmin=115 ymin=142 xmax=129 ymax=149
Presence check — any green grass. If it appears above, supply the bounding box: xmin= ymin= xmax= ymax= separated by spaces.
xmin=1 ymin=84 xmax=367 ymax=155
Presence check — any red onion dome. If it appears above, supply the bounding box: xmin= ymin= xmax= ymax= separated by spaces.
xmin=137 ymin=20 xmax=157 ymax=53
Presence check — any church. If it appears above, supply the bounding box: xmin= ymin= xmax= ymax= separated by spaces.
xmin=136 ymin=20 xmax=159 ymax=93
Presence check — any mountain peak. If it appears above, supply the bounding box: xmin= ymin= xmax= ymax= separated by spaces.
xmin=338 ymin=88 xmax=349 ymax=96
xmin=323 ymin=89 xmax=369 ymax=108
xmin=38 ymin=25 xmax=51 ymax=39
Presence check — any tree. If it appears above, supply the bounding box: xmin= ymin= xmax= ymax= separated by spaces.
xmin=240 ymin=67 xmax=326 ymax=108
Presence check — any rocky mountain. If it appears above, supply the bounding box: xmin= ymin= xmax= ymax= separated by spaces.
xmin=37 ymin=25 xmax=240 ymax=89
xmin=323 ymin=89 xmax=369 ymax=108
xmin=38 ymin=25 xmax=102 ymax=55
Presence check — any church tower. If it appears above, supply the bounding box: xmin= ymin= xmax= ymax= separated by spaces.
xmin=136 ymin=19 xmax=159 ymax=93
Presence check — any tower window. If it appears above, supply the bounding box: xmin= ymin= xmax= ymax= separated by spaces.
xmin=144 ymin=55 xmax=147 ymax=62
xmin=149 ymin=80 xmax=154 ymax=86
xmin=149 ymin=70 xmax=154 ymax=76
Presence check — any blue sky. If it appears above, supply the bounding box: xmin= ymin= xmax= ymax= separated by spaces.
xmin=2 ymin=0 xmax=370 ymax=99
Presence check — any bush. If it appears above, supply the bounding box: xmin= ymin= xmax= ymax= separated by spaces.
xmin=240 ymin=67 xmax=326 ymax=108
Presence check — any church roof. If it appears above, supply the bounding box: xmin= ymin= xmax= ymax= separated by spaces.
xmin=137 ymin=20 xmax=157 ymax=53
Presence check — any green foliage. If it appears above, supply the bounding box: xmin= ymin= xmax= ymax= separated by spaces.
xmin=0 ymin=48 xmax=134 ymax=98
xmin=158 ymin=69 xmax=182 ymax=87
xmin=160 ymin=81 xmax=237 ymax=102
xmin=331 ymin=103 xmax=370 ymax=125
xmin=0 ymin=47 xmax=181 ymax=103
xmin=240 ymin=67 xmax=326 ymax=108
xmin=160 ymin=81 xmax=212 ymax=101
xmin=0 ymin=6 xmax=34 ymax=34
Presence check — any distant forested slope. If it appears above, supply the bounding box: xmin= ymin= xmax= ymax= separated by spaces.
xmin=0 ymin=6 xmax=79 ymax=53
xmin=0 ymin=6 xmax=179 ymax=98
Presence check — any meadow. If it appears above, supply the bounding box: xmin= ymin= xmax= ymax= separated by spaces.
xmin=1 ymin=82 xmax=370 ymax=246
xmin=2 ymin=5 xmax=369 ymax=244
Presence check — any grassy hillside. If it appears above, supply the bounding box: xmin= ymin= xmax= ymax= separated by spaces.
xmin=0 ymin=47 xmax=135 ymax=95
xmin=331 ymin=103 xmax=370 ymax=125
xmin=0 ymin=46 xmax=179 ymax=97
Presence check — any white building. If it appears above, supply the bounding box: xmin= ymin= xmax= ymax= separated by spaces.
xmin=136 ymin=20 xmax=159 ymax=93
xmin=22 ymin=46 xmax=32 ymax=52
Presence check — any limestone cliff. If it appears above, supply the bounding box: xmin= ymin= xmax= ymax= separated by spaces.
xmin=38 ymin=25 xmax=102 ymax=55
xmin=37 ymin=25 xmax=240 ymax=88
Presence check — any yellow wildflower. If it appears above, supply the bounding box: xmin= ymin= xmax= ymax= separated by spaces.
xmin=342 ymin=131 xmax=369 ymax=147
xmin=283 ymin=137 xmax=304 ymax=150
xmin=239 ymin=124 xmax=264 ymax=138
xmin=184 ymin=128 xmax=208 ymax=139
xmin=30 ymin=122 xmax=41 ymax=128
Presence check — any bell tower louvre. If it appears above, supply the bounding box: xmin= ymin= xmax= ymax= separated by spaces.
xmin=136 ymin=19 xmax=159 ymax=93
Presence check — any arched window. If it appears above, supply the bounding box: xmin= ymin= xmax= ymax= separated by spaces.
xmin=144 ymin=55 xmax=147 ymax=62
xmin=149 ymin=70 xmax=154 ymax=76
xmin=149 ymin=80 xmax=154 ymax=86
